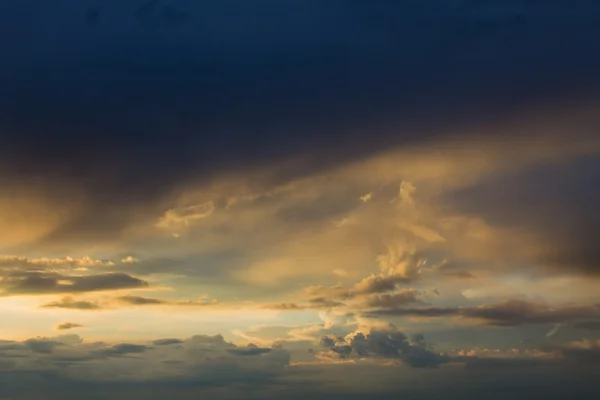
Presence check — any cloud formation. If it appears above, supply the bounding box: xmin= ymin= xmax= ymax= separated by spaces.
xmin=0 ymin=271 xmax=148 ymax=296
xmin=56 ymin=322 xmax=84 ymax=331
xmin=367 ymin=299 xmax=600 ymax=327
xmin=320 ymin=326 xmax=450 ymax=368
xmin=115 ymin=295 xmax=218 ymax=307
xmin=1 ymin=1 xmax=599 ymax=250
xmin=1 ymin=2 xmax=600 ymax=399
xmin=41 ymin=297 xmax=102 ymax=310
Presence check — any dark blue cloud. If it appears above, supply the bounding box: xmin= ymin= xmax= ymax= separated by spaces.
xmin=0 ymin=1 xmax=599 ymax=243
xmin=446 ymin=155 xmax=600 ymax=274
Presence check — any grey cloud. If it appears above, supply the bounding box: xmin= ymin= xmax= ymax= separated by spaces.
xmin=227 ymin=344 xmax=272 ymax=357
xmin=459 ymin=356 xmax=557 ymax=370
xmin=539 ymin=341 xmax=600 ymax=365
xmin=152 ymin=338 xmax=183 ymax=346
xmin=558 ymin=346 xmax=600 ymax=365
xmin=307 ymin=297 xmax=347 ymax=308
xmin=368 ymin=306 xmax=459 ymax=317
xmin=41 ymin=297 xmax=101 ymax=310
xmin=94 ymin=343 xmax=150 ymax=358
xmin=366 ymin=299 xmax=600 ymax=327
xmin=354 ymin=274 xmax=413 ymax=294
xmin=23 ymin=339 xmax=66 ymax=354
xmin=574 ymin=320 xmax=600 ymax=331
xmin=299 ymin=276 xmax=420 ymax=311
xmin=0 ymin=271 xmax=148 ymax=296
xmin=445 ymin=156 xmax=600 ymax=276
xmin=320 ymin=327 xmax=450 ymax=368
xmin=262 ymin=303 xmax=307 ymax=310
xmin=117 ymin=295 xmax=165 ymax=305
xmin=461 ymin=300 xmax=600 ymax=326
xmin=1 ymin=330 xmax=600 ymax=399
xmin=360 ymin=290 xmax=424 ymax=309
xmin=0 ymin=330 xmax=295 ymax=399
xmin=434 ymin=261 xmax=476 ymax=280
xmin=56 ymin=322 xmax=84 ymax=331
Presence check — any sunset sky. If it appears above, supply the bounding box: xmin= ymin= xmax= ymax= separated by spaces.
xmin=1 ymin=1 xmax=600 ymax=399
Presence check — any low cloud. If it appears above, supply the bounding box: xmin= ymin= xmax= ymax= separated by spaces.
xmin=152 ymin=338 xmax=183 ymax=346
xmin=0 ymin=271 xmax=148 ymax=296
xmin=366 ymin=299 xmax=600 ymax=327
xmin=94 ymin=343 xmax=150 ymax=358
xmin=319 ymin=326 xmax=450 ymax=368
xmin=574 ymin=320 xmax=600 ymax=331
xmin=115 ymin=295 xmax=218 ymax=307
xmin=552 ymin=340 xmax=600 ymax=365
xmin=0 ymin=255 xmax=114 ymax=271
xmin=41 ymin=297 xmax=102 ymax=310
xmin=359 ymin=290 xmax=424 ymax=309
xmin=55 ymin=322 xmax=84 ymax=331
xmin=227 ymin=343 xmax=272 ymax=357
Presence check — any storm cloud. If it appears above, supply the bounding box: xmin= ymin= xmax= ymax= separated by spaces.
xmin=1 ymin=1 xmax=600 ymax=247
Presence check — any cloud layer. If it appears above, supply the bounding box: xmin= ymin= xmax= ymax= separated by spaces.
xmin=1 ymin=1 xmax=600 ymax=399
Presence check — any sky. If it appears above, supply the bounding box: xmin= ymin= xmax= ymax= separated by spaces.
xmin=1 ymin=1 xmax=600 ymax=399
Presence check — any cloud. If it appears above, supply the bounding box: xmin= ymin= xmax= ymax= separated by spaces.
xmin=319 ymin=326 xmax=450 ymax=368
xmin=0 ymin=255 xmax=114 ymax=271
xmin=273 ymin=264 xmax=425 ymax=312
xmin=40 ymin=297 xmax=102 ymax=310
xmin=155 ymin=201 xmax=215 ymax=230
xmin=0 ymin=271 xmax=148 ymax=296
xmin=551 ymin=339 xmax=600 ymax=365
xmin=55 ymin=322 xmax=84 ymax=331
xmin=0 ymin=331 xmax=298 ymax=399
xmin=1 ymin=330 xmax=600 ymax=399
xmin=433 ymin=260 xmax=476 ymax=280
xmin=0 ymin=2 xmax=600 ymax=398
xmin=94 ymin=343 xmax=150 ymax=358
xmin=366 ymin=299 xmax=600 ymax=327
xmin=115 ymin=295 xmax=218 ymax=307
xmin=152 ymin=338 xmax=183 ymax=346
xmin=359 ymin=290 xmax=424 ymax=309
xmin=353 ymin=274 xmax=412 ymax=294
xmin=1 ymin=1 xmax=599 ymax=250
xmin=574 ymin=320 xmax=600 ymax=331
xmin=227 ymin=343 xmax=273 ymax=357
xmin=116 ymin=295 xmax=165 ymax=305
xmin=445 ymin=156 xmax=600 ymax=276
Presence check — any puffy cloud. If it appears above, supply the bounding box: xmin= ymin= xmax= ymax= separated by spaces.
xmin=319 ymin=326 xmax=450 ymax=368
xmin=353 ymin=274 xmax=412 ymax=294
xmin=0 ymin=330 xmax=599 ymax=399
